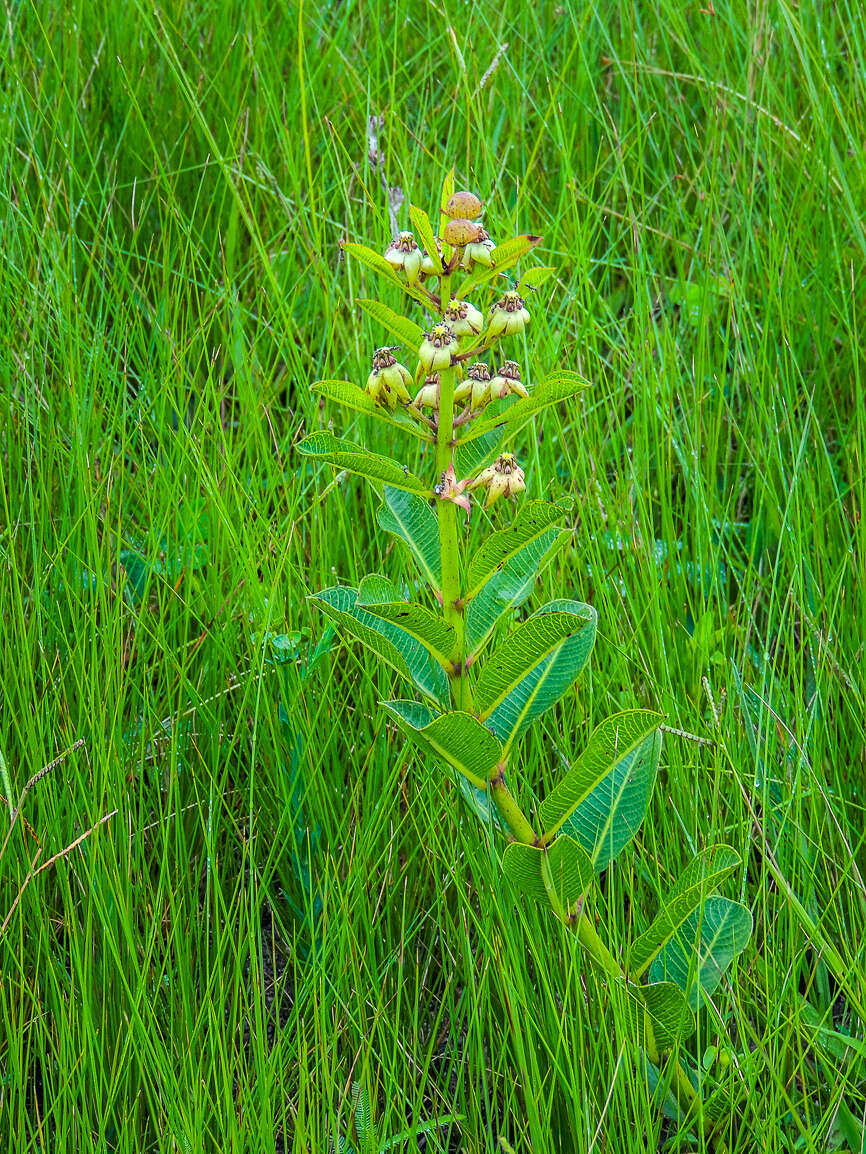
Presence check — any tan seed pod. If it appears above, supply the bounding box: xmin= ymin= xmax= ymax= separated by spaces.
xmin=444 ymin=190 xmax=483 ymax=219
xmin=442 ymin=217 xmax=483 ymax=247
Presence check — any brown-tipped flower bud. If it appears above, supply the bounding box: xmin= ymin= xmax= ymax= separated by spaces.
xmin=466 ymin=452 xmax=526 ymax=507
xmin=366 ymin=347 xmax=413 ymax=409
xmin=413 ymin=373 xmax=441 ymax=410
xmin=443 ymin=298 xmax=484 ymax=337
xmin=442 ymin=217 xmax=483 ymax=247
xmin=487 ymin=291 xmax=531 ymax=337
xmin=445 ymin=190 xmax=483 ymax=219
xmin=460 ymin=227 xmax=495 ymax=270
xmin=418 ymin=323 xmax=458 ymax=373
xmin=489 ymin=360 xmax=529 ymax=400
xmin=460 ymin=361 xmax=492 ymax=410
xmin=383 ymin=232 xmax=423 ymax=284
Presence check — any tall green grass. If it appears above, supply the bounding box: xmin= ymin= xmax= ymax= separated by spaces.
xmin=1 ymin=1 xmax=864 ymax=1150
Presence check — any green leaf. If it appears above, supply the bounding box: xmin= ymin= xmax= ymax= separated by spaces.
xmin=311 ymin=380 xmax=432 ymax=441
xmin=518 ymin=265 xmax=556 ymax=291
xmin=311 ymin=587 xmax=449 ymax=706
xmin=438 ymin=167 xmax=455 ymax=245
xmin=502 ymin=835 xmax=595 ymax=914
xmin=297 ymin=431 xmax=430 ymax=495
xmin=539 ymin=711 xmax=664 ymax=867
xmin=467 ymin=500 xmax=573 ymax=598
xmin=454 ymin=427 xmax=507 ymax=477
xmin=356 ymin=574 xmax=404 ymax=606
xmin=357 ymin=299 xmax=424 ymax=354
xmin=629 ymin=846 xmax=742 ymax=979
xmin=465 ymin=526 xmax=571 ymax=656
xmin=409 ymin=203 xmax=439 ymax=265
xmin=453 ymin=234 xmax=543 ymax=298
xmin=622 ymin=980 xmax=695 ymax=1050
xmin=649 ymin=896 xmax=753 ymax=1011
xmin=381 ymin=700 xmax=501 ymax=788
xmin=342 ymin=241 xmax=432 ymax=308
xmin=377 ymin=486 xmax=441 ymax=591
xmin=458 ymin=373 xmax=591 ymax=445
xmin=475 ymin=599 xmax=597 ymax=754
xmin=362 ymin=601 xmax=456 ymax=668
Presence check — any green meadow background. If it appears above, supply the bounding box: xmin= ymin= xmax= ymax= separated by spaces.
xmin=1 ymin=1 xmax=864 ymax=1150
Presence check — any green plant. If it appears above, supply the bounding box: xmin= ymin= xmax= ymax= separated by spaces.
xmin=300 ymin=173 xmax=752 ymax=1144
xmin=331 ymin=1077 xmax=460 ymax=1154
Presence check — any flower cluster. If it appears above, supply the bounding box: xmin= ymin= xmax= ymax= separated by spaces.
xmin=359 ymin=187 xmax=537 ymax=511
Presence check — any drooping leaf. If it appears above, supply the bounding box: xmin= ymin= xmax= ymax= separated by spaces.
xmin=465 ymin=526 xmax=571 ymax=656
xmin=381 ymin=700 xmax=501 ymax=788
xmin=297 ymin=431 xmax=430 ymax=495
xmin=311 ymin=380 xmax=432 ymax=441
xmin=456 ymin=775 xmax=504 ymax=829
xmin=539 ymin=711 xmax=664 ymax=869
xmin=311 ymin=587 xmax=449 ymax=705
xmin=622 ymin=980 xmax=696 ymax=1050
xmin=454 ymin=234 xmax=543 ymax=298
xmin=341 ymin=241 xmax=432 ymax=308
xmin=362 ymin=601 xmax=456 ymax=668
xmin=629 ymin=846 xmax=742 ymax=979
xmin=649 ymin=896 xmax=753 ymax=1011
xmin=467 ymin=500 xmax=573 ymax=598
xmin=409 ymin=203 xmax=439 ymax=265
xmin=458 ymin=373 xmax=591 ymax=445
xmin=502 ymin=835 xmax=595 ymax=914
xmin=357 ymin=298 xmax=424 ymax=354
xmin=377 ymin=486 xmax=442 ymax=591
xmin=475 ymin=600 xmax=597 ymax=754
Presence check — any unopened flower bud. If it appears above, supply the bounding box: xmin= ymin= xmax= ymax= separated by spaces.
xmin=489 ymin=360 xmax=529 ymax=400
xmin=366 ymin=347 xmax=413 ymax=409
xmin=466 ymin=452 xmax=526 ymax=507
xmin=418 ymin=323 xmax=458 ymax=373
xmin=445 ymin=190 xmax=483 ymax=219
xmin=487 ymin=291 xmax=531 ymax=337
xmin=442 ymin=217 xmax=483 ymax=247
xmin=443 ymin=298 xmax=484 ymax=337
xmin=421 ymin=251 xmax=443 ymax=277
xmin=384 ymin=232 xmax=423 ymax=284
xmin=461 ymin=361 xmax=492 ymax=409
xmin=461 ymin=228 xmax=495 ymax=269
xmin=413 ymin=374 xmax=441 ymax=409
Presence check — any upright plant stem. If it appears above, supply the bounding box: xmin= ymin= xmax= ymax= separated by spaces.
xmin=436 ymin=273 xmax=471 ymax=711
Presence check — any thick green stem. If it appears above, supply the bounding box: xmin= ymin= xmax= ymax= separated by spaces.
xmin=489 ymin=772 xmax=536 ymax=844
